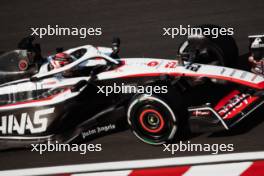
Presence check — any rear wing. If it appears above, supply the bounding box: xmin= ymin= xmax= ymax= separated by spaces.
xmin=248 ymin=34 xmax=264 ymax=60
xmin=248 ymin=34 xmax=264 ymax=48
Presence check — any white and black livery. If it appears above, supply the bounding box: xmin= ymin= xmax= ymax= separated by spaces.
xmin=0 ymin=32 xmax=264 ymax=148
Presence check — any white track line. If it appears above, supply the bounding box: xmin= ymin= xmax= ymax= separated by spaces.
xmin=0 ymin=151 xmax=264 ymax=176
xmin=72 ymin=170 xmax=132 ymax=176
xmin=71 ymin=162 xmax=254 ymax=176
xmin=183 ymin=162 xmax=253 ymax=176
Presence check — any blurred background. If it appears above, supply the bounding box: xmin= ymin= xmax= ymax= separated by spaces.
xmin=0 ymin=0 xmax=263 ymax=171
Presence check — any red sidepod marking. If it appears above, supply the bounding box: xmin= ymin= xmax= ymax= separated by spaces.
xmin=214 ymin=90 xmax=259 ymax=120
xmin=118 ymin=72 xmax=264 ymax=89
xmin=241 ymin=160 xmax=264 ymax=176
xmin=0 ymin=89 xmax=70 ymax=108
xmin=214 ymin=90 xmax=241 ymax=111
xmin=129 ymin=166 xmax=190 ymax=176
xmin=222 ymin=96 xmax=258 ymax=119
xmin=139 ymin=109 xmax=165 ymax=133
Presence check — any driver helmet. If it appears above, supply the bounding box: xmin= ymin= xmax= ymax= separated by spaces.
xmin=50 ymin=52 xmax=73 ymax=69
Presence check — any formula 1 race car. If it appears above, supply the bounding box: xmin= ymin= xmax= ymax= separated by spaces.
xmin=0 ymin=31 xmax=264 ymax=149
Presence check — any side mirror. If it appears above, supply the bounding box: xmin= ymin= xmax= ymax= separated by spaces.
xmin=111 ymin=37 xmax=121 ymax=58
xmin=176 ymin=54 xmax=184 ymax=66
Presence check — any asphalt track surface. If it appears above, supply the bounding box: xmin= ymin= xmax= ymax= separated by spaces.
xmin=0 ymin=0 xmax=264 ymax=171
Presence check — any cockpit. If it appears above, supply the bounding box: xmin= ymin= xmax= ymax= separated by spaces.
xmin=0 ymin=38 xmax=121 ymax=84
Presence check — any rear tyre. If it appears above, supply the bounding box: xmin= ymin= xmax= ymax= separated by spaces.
xmin=178 ymin=24 xmax=238 ymax=67
xmin=127 ymin=93 xmax=187 ymax=145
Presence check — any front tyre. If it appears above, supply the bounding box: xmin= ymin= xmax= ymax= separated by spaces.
xmin=127 ymin=94 xmax=179 ymax=145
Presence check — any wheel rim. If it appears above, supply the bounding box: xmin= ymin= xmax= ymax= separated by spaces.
xmin=139 ymin=109 xmax=165 ymax=133
xmin=127 ymin=95 xmax=178 ymax=145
